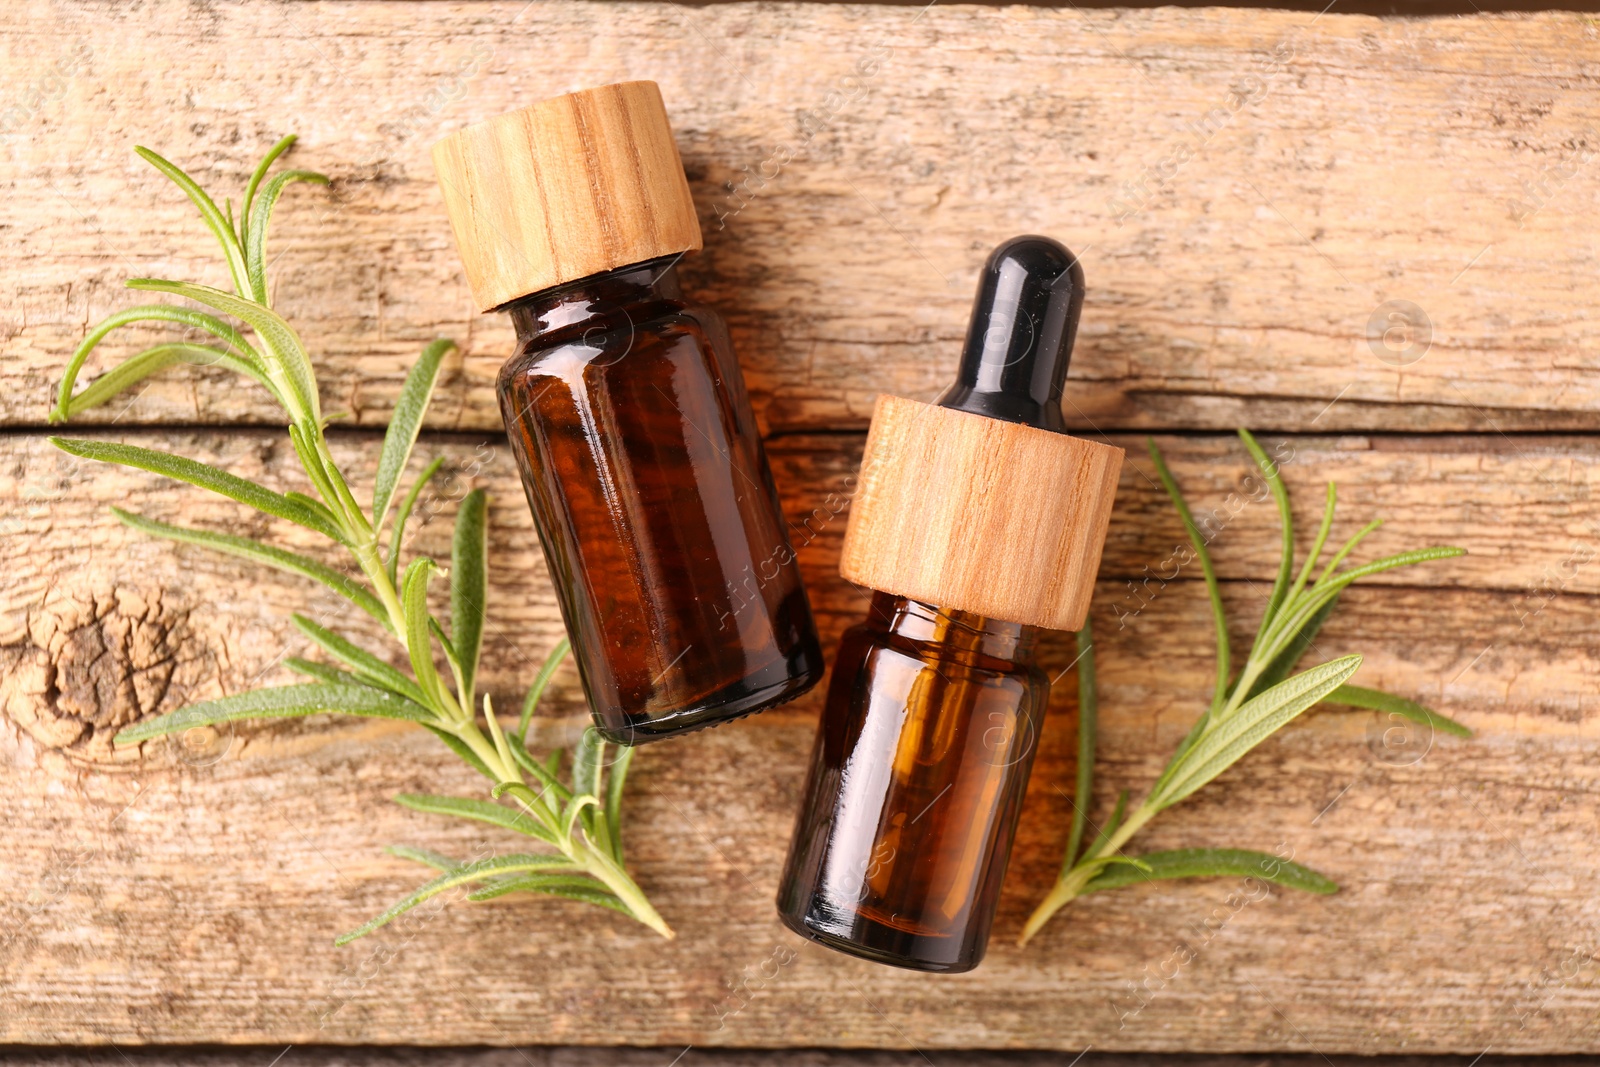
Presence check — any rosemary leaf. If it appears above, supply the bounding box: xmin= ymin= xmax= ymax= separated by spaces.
xmin=467 ymin=876 xmax=628 ymax=911
xmin=561 ymin=794 xmax=601 ymax=841
xmin=133 ymin=145 xmax=251 ymax=295
xmin=393 ymin=793 xmax=559 ymax=844
xmin=285 ymin=492 xmax=344 ymax=536
xmin=429 ymin=617 xmax=463 ymax=684
xmin=1086 ymin=790 xmax=1129 ymax=857
xmin=520 ymin=637 xmax=572 ymax=734
xmin=1258 ymin=546 xmax=1466 ymax=663
xmin=1063 ymin=620 xmax=1097 ymax=874
xmin=1237 ymin=428 xmax=1295 ymax=646
xmin=52 ymin=437 xmax=345 ymax=542
xmin=283 ymin=657 xmax=364 ymax=687
xmin=1317 ymin=518 xmax=1384 ymax=585
xmin=1243 ymin=595 xmax=1340 ymax=701
xmin=1155 ymin=655 xmax=1362 ymax=809
xmin=126 ymin=278 xmax=322 ymax=426
xmin=400 ymin=558 xmax=451 ymax=714
xmin=572 ymin=727 xmax=606 ymax=845
xmin=51 ymin=306 xmax=269 ymax=423
xmin=1080 ymin=848 xmax=1338 ymax=895
xmin=449 ymin=488 xmax=488 ymax=705
xmin=335 ymin=855 xmax=583 ymax=945
xmin=1326 ymin=684 xmax=1473 ymax=738
xmin=53 ymin=342 xmax=268 ymax=422
xmin=240 ymin=135 xmax=300 ymax=245
xmin=112 ymin=508 xmax=387 ymax=625
xmin=291 ymin=614 xmax=429 ymax=706
xmin=387 ymin=455 xmax=444 ymax=586
xmin=286 ymin=422 xmax=343 ymax=520
xmin=462 ymin=874 xmax=585 ymax=902
xmin=386 ymin=844 xmax=459 ymax=872
xmin=604 ymin=744 xmax=635 ymax=865
xmin=244 ymin=168 xmax=329 ymax=304
xmin=372 ymin=339 xmax=454 ymax=525
xmin=506 ymin=732 xmax=573 ymax=804
xmin=115 ymin=683 xmax=430 ymax=744
xmin=422 ymin=725 xmax=494 ymax=780
xmin=572 ymin=727 xmax=603 ymax=801
xmin=1148 ymin=438 xmax=1229 ymax=711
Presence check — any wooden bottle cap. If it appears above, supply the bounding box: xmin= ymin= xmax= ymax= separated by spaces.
xmin=431 ymin=80 xmax=703 ymax=312
xmin=840 ymin=394 xmax=1123 ymax=632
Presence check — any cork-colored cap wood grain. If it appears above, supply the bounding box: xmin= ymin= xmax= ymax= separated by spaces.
xmin=431 ymin=81 xmax=703 ymax=312
xmin=840 ymin=395 xmax=1123 ymax=632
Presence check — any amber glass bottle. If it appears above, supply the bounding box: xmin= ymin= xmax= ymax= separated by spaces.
xmin=433 ymin=82 xmax=822 ymax=744
xmin=498 ymin=257 xmax=821 ymax=742
xmin=778 ymin=236 xmax=1124 ymax=971
xmin=778 ymin=593 xmax=1046 ymax=971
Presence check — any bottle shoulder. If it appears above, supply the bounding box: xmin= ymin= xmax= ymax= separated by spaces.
xmin=500 ymin=301 xmax=725 ymax=383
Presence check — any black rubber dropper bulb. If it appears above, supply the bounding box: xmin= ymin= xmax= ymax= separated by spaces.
xmin=935 ymin=234 xmax=1084 ymax=434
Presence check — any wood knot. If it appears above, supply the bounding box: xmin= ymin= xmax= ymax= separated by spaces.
xmin=0 ymin=585 xmax=211 ymax=765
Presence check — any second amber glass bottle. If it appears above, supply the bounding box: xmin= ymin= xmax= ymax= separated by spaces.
xmin=779 ymin=593 xmax=1048 ymax=970
xmin=779 ymin=236 xmax=1124 ymax=971
xmin=433 ymin=82 xmax=822 ymax=744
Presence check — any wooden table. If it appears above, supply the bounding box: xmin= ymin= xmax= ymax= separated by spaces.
xmin=3 ymin=0 xmax=1598 ymax=1054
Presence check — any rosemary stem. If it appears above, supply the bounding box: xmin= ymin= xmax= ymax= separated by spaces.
xmin=313 ymin=432 xmax=372 ymax=543
xmin=350 ymin=541 xmax=408 ymax=637
xmin=452 ymin=717 xmax=520 ymax=784
xmin=580 ymin=843 xmax=675 ymax=939
xmin=444 ymin=716 xmax=672 ymax=938
xmin=1019 ymin=801 xmax=1157 ymax=945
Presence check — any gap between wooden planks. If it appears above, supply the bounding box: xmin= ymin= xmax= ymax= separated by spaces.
xmin=2 ymin=1 xmax=1598 ymax=434
xmin=1 ymin=429 xmax=1597 ymax=1049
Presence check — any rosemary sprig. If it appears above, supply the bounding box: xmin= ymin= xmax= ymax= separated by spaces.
xmin=48 ymin=136 xmax=672 ymax=942
xmin=1020 ymin=430 xmax=1468 ymax=945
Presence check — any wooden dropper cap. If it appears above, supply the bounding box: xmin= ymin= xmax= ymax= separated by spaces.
xmin=840 ymin=237 xmax=1124 ymax=632
xmin=431 ymin=81 xmax=703 ymax=312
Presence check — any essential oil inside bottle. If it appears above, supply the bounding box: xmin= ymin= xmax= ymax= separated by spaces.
xmin=434 ymin=81 xmax=823 ymax=744
xmin=778 ymin=593 xmax=1046 ymax=971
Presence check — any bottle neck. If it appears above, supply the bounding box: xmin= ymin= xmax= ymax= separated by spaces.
xmin=505 ymin=256 xmax=684 ymax=345
xmin=865 ymin=592 xmax=1038 ymax=664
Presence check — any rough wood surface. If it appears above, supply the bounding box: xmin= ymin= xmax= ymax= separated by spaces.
xmin=0 ymin=1055 xmax=1590 ymax=1067
xmin=3 ymin=430 xmax=1598 ymax=1050
xmin=5 ymin=1 xmax=1600 ymax=434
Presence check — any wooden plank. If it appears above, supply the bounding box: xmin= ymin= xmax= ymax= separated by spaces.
xmin=0 ymin=1054 xmax=1582 ymax=1067
xmin=4 ymin=2 xmax=1599 ymax=434
xmin=2 ymin=429 xmax=1597 ymax=1049
xmin=0 ymin=1054 xmax=1584 ymax=1067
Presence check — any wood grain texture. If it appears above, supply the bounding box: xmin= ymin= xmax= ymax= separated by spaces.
xmin=2 ymin=429 xmax=1598 ymax=1049
xmin=432 ymin=80 xmax=703 ymax=311
xmin=4 ymin=1 xmax=1600 ymax=434
xmin=0 ymin=1055 xmax=1589 ymax=1067
xmin=840 ymin=395 xmax=1124 ymax=630
xmin=3 ymin=1054 xmax=1587 ymax=1067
